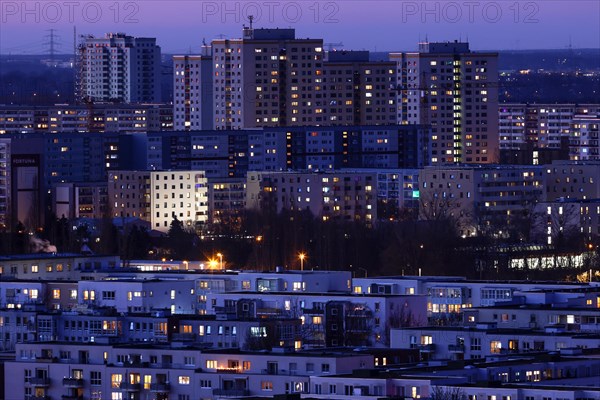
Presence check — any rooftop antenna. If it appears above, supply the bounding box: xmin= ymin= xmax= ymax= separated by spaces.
xmin=248 ymin=15 xmax=254 ymax=29
xmin=201 ymin=38 xmax=210 ymax=56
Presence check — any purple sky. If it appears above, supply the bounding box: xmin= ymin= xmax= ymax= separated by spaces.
xmin=1 ymin=1 xmax=598 ymax=54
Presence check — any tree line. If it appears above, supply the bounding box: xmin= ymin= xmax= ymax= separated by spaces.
xmin=0 ymin=200 xmax=595 ymax=281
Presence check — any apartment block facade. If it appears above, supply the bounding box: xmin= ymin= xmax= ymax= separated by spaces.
xmin=173 ymin=52 xmax=214 ymax=131
xmin=207 ymin=178 xmax=246 ymax=225
xmin=498 ymin=103 xmax=600 ymax=150
xmin=77 ymin=33 xmax=161 ymax=103
xmin=108 ymin=170 xmax=209 ymax=231
xmin=0 ymin=138 xmax=10 ymax=230
xmin=52 ymin=182 xmax=108 ymax=220
xmin=212 ymin=28 xmax=325 ymax=129
xmin=323 ymin=50 xmax=397 ymax=125
xmin=419 ymin=165 xmax=543 ymax=235
xmin=531 ymin=199 xmax=600 ymax=245
xmin=391 ymin=41 xmax=499 ymax=165
xmin=246 ymin=170 xmax=378 ymax=223
xmin=0 ymin=104 xmax=173 ymax=134
xmin=543 ymin=160 xmax=600 ymax=201
xmin=146 ymin=125 xmax=429 ymax=179
xmin=6 ymin=342 xmax=373 ymax=400
xmin=570 ymin=115 xmax=600 ymax=161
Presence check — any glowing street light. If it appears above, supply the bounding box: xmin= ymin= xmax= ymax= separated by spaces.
xmin=298 ymin=252 xmax=306 ymax=271
xmin=208 ymin=258 xmax=219 ymax=269
xmin=217 ymin=253 xmax=224 ymax=269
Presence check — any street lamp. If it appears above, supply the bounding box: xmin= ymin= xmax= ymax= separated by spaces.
xmin=217 ymin=253 xmax=224 ymax=269
xmin=298 ymin=252 xmax=306 ymax=271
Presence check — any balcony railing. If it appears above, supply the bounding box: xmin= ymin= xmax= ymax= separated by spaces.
xmin=256 ymin=307 xmax=283 ymax=316
xmin=63 ymin=378 xmax=84 ymax=387
xmin=61 ymin=395 xmax=83 ymax=400
xmin=119 ymin=382 xmax=141 ymax=391
xmin=448 ymin=344 xmax=465 ymax=352
xmin=149 ymin=382 xmax=171 ymax=392
xmin=29 ymin=377 xmax=51 ymax=387
xmin=302 ymin=308 xmax=325 ymax=315
xmin=213 ymin=389 xmax=250 ymax=397
xmin=171 ymin=333 xmax=196 ymax=341
xmin=418 ymin=344 xmax=436 ymax=352
xmin=216 ymin=367 xmax=242 ymax=374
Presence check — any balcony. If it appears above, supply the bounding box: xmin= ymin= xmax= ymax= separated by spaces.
xmin=29 ymin=377 xmax=51 ymax=387
xmin=119 ymin=382 xmax=141 ymax=391
xmin=256 ymin=307 xmax=283 ymax=316
xmin=213 ymin=389 xmax=250 ymax=397
xmin=302 ymin=307 xmax=325 ymax=315
xmin=171 ymin=333 xmax=196 ymax=342
xmin=448 ymin=344 xmax=465 ymax=353
xmin=214 ymin=306 xmax=237 ymax=314
xmin=150 ymin=383 xmax=171 ymax=392
xmin=34 ymin=356 xmax=56 ymax=363
xmin=62 ymin=395 xmax=83 ymax=400
xmin=581 ymin=323 xmax=600 ymax=332
xmin=217 ymin=367 xmax=242 ymax=374
xmin=63 ymin=378 xmax=84 ymax=388
xmin=418 ymin=344 xmax=436 ymax=353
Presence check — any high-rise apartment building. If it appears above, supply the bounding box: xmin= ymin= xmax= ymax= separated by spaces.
xmin=212 ymin=28 xmax=324 ymax=129
xmin=77 ymin=33 xmax=161 ymax=103
xmin=323 ymin=51 xmax=397 ymax=125
xmin=173 ymin=48 xmax=214 ymax=130
xmin=0 ymin=139 xmax=10 ymax=230
xmin=391 ymin=42 xmax=499 ymax=165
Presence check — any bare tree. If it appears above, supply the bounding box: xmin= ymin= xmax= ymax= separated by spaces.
xmin=530 ymin=202 xmax=582 ymax=249
xmin=430 ymin=386 xmax=467 ymax=400
xmin=419 ymin=189 xmax=474 ymax=236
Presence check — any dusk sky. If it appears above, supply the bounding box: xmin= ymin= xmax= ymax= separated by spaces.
xmin=0 ymin=0 xmax=598 ymax=54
